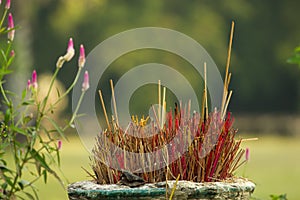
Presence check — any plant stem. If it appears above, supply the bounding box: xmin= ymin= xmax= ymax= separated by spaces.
xmin=5 ymin=42 xmax=12 ymax=58
xmin=0 ymin=9 xmax=8 ymax=29
xmin=64 ymin=90 xmax=85 ymax=131
xmin=36 ymin=67 xmax=60 ymax=127
xmin=0 ymin=83 xmax=10 ymax=107
xmin=9 ymin=146 xmax=30 ymax=198
xmin=46 ymin=67 xmax=82 ymax=113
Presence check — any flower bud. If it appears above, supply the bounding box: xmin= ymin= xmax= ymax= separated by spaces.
xmin=5 ymin=0 xmax=10 ymax=9
xmin=31 ymin=70 xmax=38 ymax=90
xmin=245 ymin=148 xmax=250 ymax=161
xmin=10 ymin=50 xmax=15 ymax=57
xmin=82 ymin=71 xmax=89 ymax=91
xmin=63 ymin=38 xmax=75 ymax=61
xmin=58 ymin=140 xmax=62 ymax=150
xmin=27 ymin=79 xmax=31 ymax=89
xmin=7 ymin=13 xmax=14 ymax=42
xmin=56 ymin=56 xmax=64 ymax=68
xmin=78 ymin=44 xmax=86 ymax=68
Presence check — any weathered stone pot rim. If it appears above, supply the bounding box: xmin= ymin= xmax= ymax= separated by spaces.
xmin=68 ymin=178 xmax=255 ymax=200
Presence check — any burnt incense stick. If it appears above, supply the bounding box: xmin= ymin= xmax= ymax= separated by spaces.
xmin=98 ymin=90 xmax=111 ymax=131
xmin=110 ymin=79 xmax=119 ymax=127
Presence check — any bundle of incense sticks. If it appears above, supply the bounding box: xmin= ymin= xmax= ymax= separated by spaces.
xmin=90 ymin=21 xmax=254 ymax=184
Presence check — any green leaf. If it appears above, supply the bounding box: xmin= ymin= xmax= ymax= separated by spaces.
xmin=2 ymin=182 xmax=8 ymax=190
xmin=15 ymin=194 xmax=26 ymax=200
xmin=56 ymin=87 xmax=61 ymax=98
xmin=30 ymin=130 xmax=37 ymax=150
xmin=270 ymin=193 xmax=287 ymax=200
xmin=22 ymin=115 xmax=33 ymax=125
xmin=3 ymin=174 xmax=14 ymax=187
xmin=31 ymin=186 xmax=39 ymax=200
xmin=0 ymin=69 xmax=13 ymax=76
xmin=24 ymin=192 xmax=35 ymax=200
xmin=0 ymin=164 xmax=13 ymax=173
xmin=0 ymin=158 xmax=7 ymax=166
xmin=22 ymin=89 xmax=27 ymax=100
xmin=19 ymin=180 xmax=30 ymax=190
xmin=287 ymin=54 xmax=300 ymax=64
xmin=18 ymin=180 xmax=25 ymax=190
xmin=16 ymin=163 xmax=22 ymax=178
xmin=30 ymin=149 xmax=63 ymax=187
xmin=4 ymin=109 xmax=11 ymax=124
xmin=42 ymin=169 xmax=47 ymax=183
xmin=56 ymin=147 xmax=61 ymax=166
xmin=0 ymin=27 xmax=6 ymax=33
xmin=30 ymin=149 xmax=51 ymax=172
xmin=6 ymin=56 xmax=15 ymax=67
xmin=21 ymin=99 xmax=35 ymax=106
xmin=11 ymin=126 xmax=28 ymax=136
xmin=35 ymin=160 xmax=41 ymax=176
xmin=44 ymin=116 xmax=68 ymax=141
xmin=0 ymin=50 xmax=7 ymax=63
xmin=39 ymin=125 xmax=52 ymax=142
xmin=295 ymin=46 xmax=300 ymax=52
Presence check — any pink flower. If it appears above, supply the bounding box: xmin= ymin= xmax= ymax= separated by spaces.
xmin=63 ymin=38 xmax=75 ymax=61
xmin=78 ymin=44 xmax=86 ymax=68
xmin=27 ymin=79 xmax=31 ymax=89
xmin=58 ymin=140 xmax=62 ymax=150
xmin=10 ymin=50 xmax=15 ymax=57
xmin=5 ymin=0 xmax=10 ymax=9
xmin=7 ymin=13 xmax=14 ymax=41
xmin=245 ymin=148 xmax=250 ymax=161
xmin=82 ymin=71 xmax=89 ymax=91
xmin=31 ymin=70 xmax=38 ymax=90
xmin=67 ymin=38 xmax=74 ymax=52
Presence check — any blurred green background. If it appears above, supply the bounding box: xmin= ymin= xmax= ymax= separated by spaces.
xmin=7 ymin=0 xmax=300 ymax=199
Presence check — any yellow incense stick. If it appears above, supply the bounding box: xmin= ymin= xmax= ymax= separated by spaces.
xmin=98 ymin=90 xmax=111 ymax=131
xmin=204 ymin=62 xmax=208 ymax=119
xmin=241 ymin=138 xmax=259 ymax=142
xmin=161 ymin=87 xmax=166 ymax=128
xmin=158 ymin=80 xmax=161 ymax=124
xmin=222 ymin=90 xmax=233 ymax=120
xmin=169 ymin=174 xmax=181 ymax=200
xmin=110 ymin=79 xmax=119 ymax=126
xmin=221 ymin=21 xmax=235 ymax=116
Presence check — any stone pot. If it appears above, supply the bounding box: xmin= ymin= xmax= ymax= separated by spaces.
xmin=68 ymin=178 xmax=255 ymax=200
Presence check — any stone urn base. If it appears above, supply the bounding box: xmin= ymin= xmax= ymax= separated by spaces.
xmin=68 ymin=178 xmax=255 ymax=200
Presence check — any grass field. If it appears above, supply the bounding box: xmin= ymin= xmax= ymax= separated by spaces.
xmin=15 ymin=134 xmax=300 ymax=200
